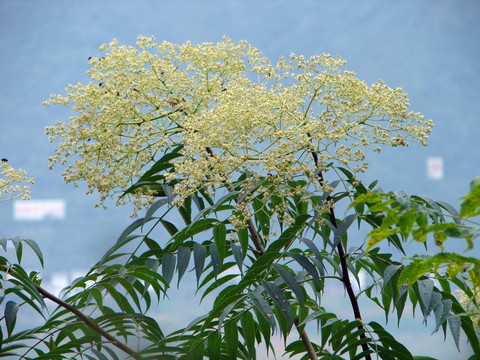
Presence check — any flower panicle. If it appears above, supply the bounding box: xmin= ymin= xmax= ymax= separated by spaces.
xmin=0 ymin=161 xmax=34 ymax=201
xmin=44 ymin=35 xmax=433 ymax=214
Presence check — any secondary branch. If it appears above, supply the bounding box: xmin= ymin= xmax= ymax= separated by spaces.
xmin=311 ymin=151 xmax=372 ymax=360
xmin=35 ymin=284 xmax=140 ymax=359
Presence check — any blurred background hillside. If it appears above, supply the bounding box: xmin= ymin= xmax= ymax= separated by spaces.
xmin=0 ymin=1 xmax=479 ymax=358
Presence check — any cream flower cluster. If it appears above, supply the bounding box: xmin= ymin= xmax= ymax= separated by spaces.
xmin=456 ymin=289 xmax=480 ymax=335
xmin=44 ymin=36 xmax=433 ymax=213
xmin=0 ymin=162 xmax=34 ymax=201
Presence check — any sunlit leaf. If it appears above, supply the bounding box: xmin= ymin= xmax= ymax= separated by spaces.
xmin=459 ymin=176 xmax=480 ymax=217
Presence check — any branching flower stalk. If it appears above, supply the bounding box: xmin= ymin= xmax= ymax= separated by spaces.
xmin=44 ymin=36 xmax=432 ymax=216
xmin=0 ymin=160 xmax=34 ymax=202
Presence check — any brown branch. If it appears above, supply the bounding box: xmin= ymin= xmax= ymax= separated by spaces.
xmin=245 ymin=217 xmax=316 ymax=360
xmin=312 ymin=151 xmax=372 ymax=360
xmin=246 ymin=217 xmax=266 ymax=255
xmin=205 ymin=146 xmax=314 ymax=358
xmin=295 ymin=317 xmax=318 ymax=360
xmin=34 ymin=284 xmax=140 ymax=359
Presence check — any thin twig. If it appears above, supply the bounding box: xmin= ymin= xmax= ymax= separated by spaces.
xmin=34 ymin=284 xmax=140 ymax=359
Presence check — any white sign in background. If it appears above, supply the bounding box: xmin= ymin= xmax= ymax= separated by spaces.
xmin=426 ymin=157 xmax=444 ymax=180
xmin=13 ymin=200 xmax=66 ymax=220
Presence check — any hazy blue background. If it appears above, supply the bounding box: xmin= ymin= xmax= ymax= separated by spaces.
xmin=0 ymin=1 xmax=479 ymax=359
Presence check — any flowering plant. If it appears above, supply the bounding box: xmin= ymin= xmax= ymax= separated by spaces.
xmin=1 ymin=37 xmax=478 ymax=360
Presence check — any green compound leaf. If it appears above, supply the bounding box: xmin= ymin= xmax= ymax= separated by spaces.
xmin=273 ymin=264 xmax=305 ymax=307
xmin=213 ymin=222 xmax=226 ymax=263
xmin=366 ymin=227 xmax=398 ymax=251
xmin=224 ymin=319 xmax=239 ymax=360
xmin=162 ymin=253 xmax=176 ymax=285
xmin=250 ymin=287 xmax=276 ymax=330
xmin=193 ymin=242 xmax=206 ymax=286
xmin=5 ymin=301 xmax=19 ymax=336
xmin=287 ymin=252 xmax=322 ymax=289
xmin=398 ymin=253 xmax=480 ymax=286
xmin=230 ymin=241 xmax=243 ymax=275
xmin=176 ymin=246 xmax=191 ymax=287
xmin=448 ymin=315 xmax=462 ymax=351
